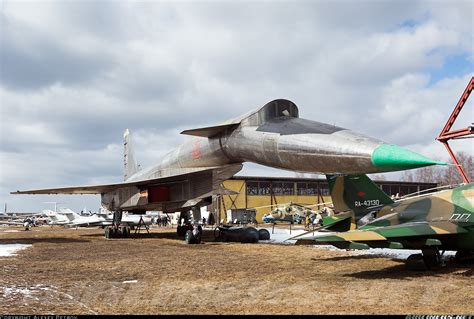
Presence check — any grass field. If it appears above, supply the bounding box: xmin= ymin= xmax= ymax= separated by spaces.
xmin=1 ymin=226 xmax=473 ymax=315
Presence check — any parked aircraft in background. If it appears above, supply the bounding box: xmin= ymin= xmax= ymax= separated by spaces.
xmin=12 ymin=99 xmax=444 ymax=243
xmin=45 ymin=208 xmax=153 ymax=229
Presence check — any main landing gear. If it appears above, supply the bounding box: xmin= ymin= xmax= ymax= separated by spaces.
xmin=406 ymin=246 xmax=444 ymax=270
xmin=104 ymin=211 xmax=131 ymax=239
xmin=454 ymin=250 xmax=474 ymax=264
xmin=177 ymin=223 xmax=202 ymax=244
xmin=105 ymin=225 xmax=131 ymax=239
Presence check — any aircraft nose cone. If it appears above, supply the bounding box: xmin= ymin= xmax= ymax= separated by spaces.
xmin=371 ymin=144 xmax=446 ymax=172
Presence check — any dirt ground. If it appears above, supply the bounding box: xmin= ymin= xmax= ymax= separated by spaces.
xmin=0 ymin=225 xmax=473 ymax=315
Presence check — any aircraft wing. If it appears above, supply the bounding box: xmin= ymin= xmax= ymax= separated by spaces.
xmin=11 ymin=165 xmax=243 ymax=195
xmin=300 ymin=221 xmax=468 ymax=249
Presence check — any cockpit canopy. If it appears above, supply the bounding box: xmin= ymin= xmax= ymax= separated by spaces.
xmin=257 ymin=99 xmax=299 ymax=124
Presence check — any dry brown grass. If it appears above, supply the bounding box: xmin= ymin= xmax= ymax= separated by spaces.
xmin=1 ymin=226 xmax=473 ymax=315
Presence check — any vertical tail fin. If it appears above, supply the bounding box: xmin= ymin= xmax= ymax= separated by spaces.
xmin=123 ymin=129 xmax=139 ymax=181
xmin=326 ymin=174 xmax=394 ymax=221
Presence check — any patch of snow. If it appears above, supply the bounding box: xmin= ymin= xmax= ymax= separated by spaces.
xmin=1 ymin=284 xmax=54 ymax=298
xmin=258 ymin=227 xmax=307 ymax=244
xmin=0 ymin=230 xmax=20 ymax=233
xmin=0 ymin=244 xmax=31 ymax=257
xmin=122 ymin=280 xmax=138 ymax=284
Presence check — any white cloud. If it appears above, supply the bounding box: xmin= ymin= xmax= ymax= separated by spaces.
xmin=0 ymin=0 xmax=472 ymax=212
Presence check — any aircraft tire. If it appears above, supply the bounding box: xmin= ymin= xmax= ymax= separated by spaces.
xmin=422 ymin=247 xmax=443 ymax=270
xmin=194 ymin=230 xmax=202 ymax=244
xmin=258 ymin=229 xmax=270 ymax=240
xmin=213 ymin=227 xmax=222 ymax=241
xmin=185 ymin=230 xmax=195 ymax=244
xmin=455 ymin=250 xmax=474 ymax=264
xmin=222 ymin=232 xmax=228 ymax=242
xmin=405 ymin=254 xmax=427 ymax=270
xmin=122 ymin=227 xmax=130 ymax=238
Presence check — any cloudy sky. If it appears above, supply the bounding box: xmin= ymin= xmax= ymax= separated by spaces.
xmin=1 ymin=0 xmax=472 ymax=213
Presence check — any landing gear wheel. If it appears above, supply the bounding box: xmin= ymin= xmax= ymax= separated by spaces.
xmin=455 ymin=250 xmax=474 ymax=264
xmin=422 ymin=247 xmax=443 ymax=270
xmin=214 ymin=227 xmax=222 ymax=241
xmin=185 ymin=230 xmax=195 ymax=244
xmin=406 ymin=254 xmax=427 ymax=270
xmin=194 ymin=229 xmax=202 ymax=244
xmin=258 ymin=229 xmax=271 ymax=240
xmin=122 ymin=226 xmax=130 ymax=238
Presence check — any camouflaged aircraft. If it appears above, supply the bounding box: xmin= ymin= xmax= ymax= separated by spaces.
xmin=292 ymin=174 xmax=474 ymax=270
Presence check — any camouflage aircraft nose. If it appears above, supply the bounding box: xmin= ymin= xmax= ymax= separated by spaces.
xmin=371 ymin=144 xmax=447 ymax=172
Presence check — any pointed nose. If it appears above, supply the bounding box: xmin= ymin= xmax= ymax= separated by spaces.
xmin=371 ymin=144 xmax=446 ymax=172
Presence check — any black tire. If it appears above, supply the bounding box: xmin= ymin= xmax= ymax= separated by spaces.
xmin=422 ymin=247 xmax=442 ymax=270
xmin=214 ymin=227 xmax=222 ymax=241
xmin=122 ymin=227 xmax=129 ymax=238
xmin=406 ymin=253 xmax=427 ymax=271
xmin=258 ymin=229 xmax=271 ymax=240
xmin=194 ymin=230 xmax=202 ymax=244
xmin=455 ymin=250 xmax=474 ymax=264
xmin=185 ymin=230 xmax=195 ymax=244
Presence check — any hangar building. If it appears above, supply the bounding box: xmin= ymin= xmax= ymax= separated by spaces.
xmin=209 ymin=176 xmax=438 ymax=224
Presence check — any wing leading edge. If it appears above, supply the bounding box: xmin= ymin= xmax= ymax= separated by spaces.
xmin=11 ymin=164 xmax=243 ymax=195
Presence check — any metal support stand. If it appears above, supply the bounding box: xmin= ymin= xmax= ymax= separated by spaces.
xmin=134 ymin=216 xmax=150 ymax=235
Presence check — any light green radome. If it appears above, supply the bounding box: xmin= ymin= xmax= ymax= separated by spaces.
xmin=371 ymin=144 xmax=447 ymax=171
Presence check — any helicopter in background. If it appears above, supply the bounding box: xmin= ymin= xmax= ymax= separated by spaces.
xmin=261 ymin=201 xmax=333 ymax=225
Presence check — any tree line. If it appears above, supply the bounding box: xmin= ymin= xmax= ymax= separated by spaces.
xmin=400 ymin=152 xmax=473 ymax=185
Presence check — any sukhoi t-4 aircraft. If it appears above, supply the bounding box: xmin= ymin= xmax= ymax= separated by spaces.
xmin=12 ymin=99 xmax=444 ymax=243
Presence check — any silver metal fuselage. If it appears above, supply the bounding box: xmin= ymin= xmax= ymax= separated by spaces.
xmin=129 ymin=123 xmax=382 ymax=183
